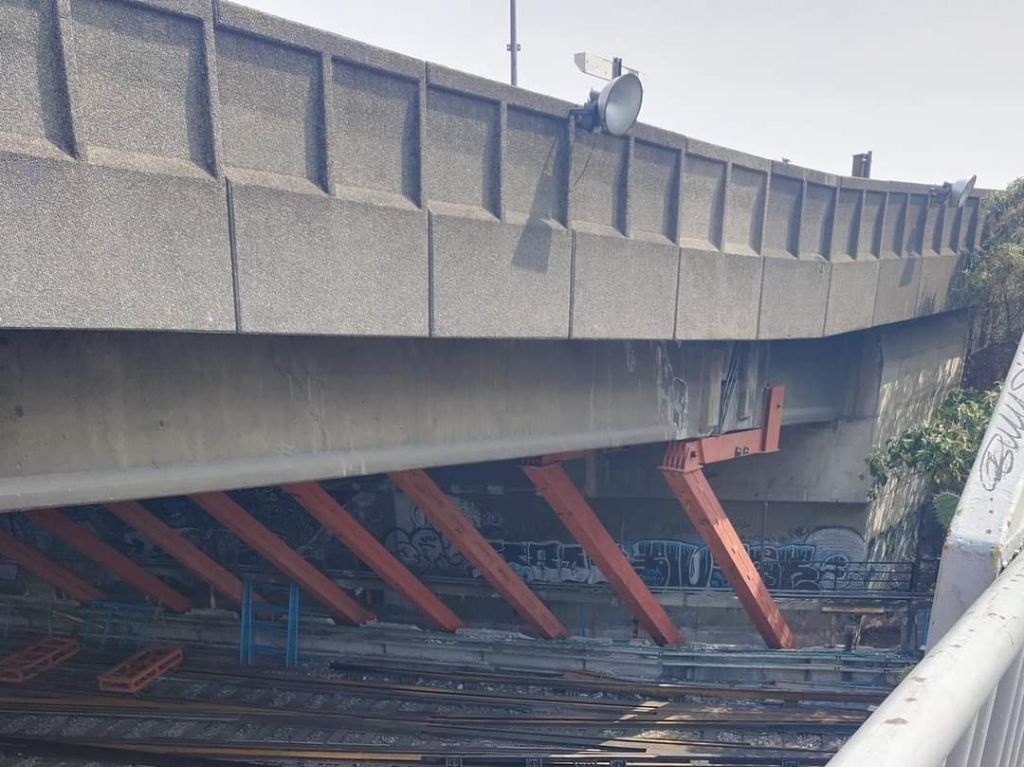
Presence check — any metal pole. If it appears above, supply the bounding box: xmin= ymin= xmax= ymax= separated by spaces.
xmin=508 ymin=0 xmax=519 ymax=86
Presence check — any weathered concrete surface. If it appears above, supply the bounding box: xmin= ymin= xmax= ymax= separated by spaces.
xmin=0 ymin=329 xmax=854 ymax=512
xmin=0 ymin=154 xmax=234 ymax=331
xmin=0 ymin=0 xmax=986 ymax=341
xmin=231 ymin=184 xmax=428 ymax=336
xmin=708 ymin=311 xmax=969 ymax=557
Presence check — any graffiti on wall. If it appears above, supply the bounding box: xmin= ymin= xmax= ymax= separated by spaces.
xmin=1 ymin=485 xmax=871 ymax=597
xmin=383 ymin=495 xmax=870 ymax=592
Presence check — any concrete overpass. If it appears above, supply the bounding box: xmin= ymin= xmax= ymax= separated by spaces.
xmin=1 ymin=0 xmax=983 ymax=512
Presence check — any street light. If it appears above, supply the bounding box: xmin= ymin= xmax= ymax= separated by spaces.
xmin=570 ymin=53 xmax=644 ymax=137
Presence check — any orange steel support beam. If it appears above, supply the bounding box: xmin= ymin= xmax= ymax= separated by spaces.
xmin=189 ymin=491 xmax=375 ymax=625
xmin=523 ymin=462 xmax=683 ymax=645
xmin=389 ymin=470 xmax=569 ymax=639
xmin=24 ymin=510 xmax=193 ymax=613
xmin=659 ymin=385 xmax=796 ymax=650
xmin=662 ymin=385 xmax=785 ymax=473
xmin=284 ymin=482 xmax=463 ymax=632
xmin=0 ymin=530 xmax=107 ymax=603
xmin=105 ymin=500 xmax=259 ymax=607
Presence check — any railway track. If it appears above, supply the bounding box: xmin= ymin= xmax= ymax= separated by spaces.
xmin=0 ymin=645 xmax=883 ymax=767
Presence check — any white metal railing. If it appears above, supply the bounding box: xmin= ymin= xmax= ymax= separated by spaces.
xmin=828 ymin=333 xmax=1024 ymax=767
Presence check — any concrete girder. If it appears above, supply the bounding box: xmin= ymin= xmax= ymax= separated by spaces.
xmin=0 ymin=328 xmax=869 ymax=514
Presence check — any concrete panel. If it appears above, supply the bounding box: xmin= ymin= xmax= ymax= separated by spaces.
xmin=424 ymin=87 xmax=498 ymax=215
xmin=231 ymin=183 xmax=427 ymax=336
xmin=0 ymin=0 xmax=74 ymax=155
xmin=801 ymin=183 xmax=835 ymax=259
xmin=629 ymin=140 xmax=678 ymax=241
xmin=925 ymin=198 xmax=944 ymax=255
xmin=70 ymin=0 xmax=213 ymax=173
xmin=571 ymin=232 xmax=678 ymax=339
xmin=0 ymin=154 xmax=233 ymax=330
xmin=917 ymin=253 xmax=961 ymax=316
xmin=0 ymin=331 xmax=737 ymax=510
xmin=569 ymin=130 xmax=626 ymax=232
xmin=881 ymin=193 xmax=907 ymax=257
xmin=764 ymin=174 xmax=800 ymax=257
xmin=724 ymin=165 xmax=766 ymax=256
xmin=430 ymin=213 xmax=570 ymax=338
xmin=824 ymin=259 xmax=880 ymax=336
xmin=859 ymin=190 xmax=886 ymax=257
xmin=905 ymin=193 xmax=928 ymax=255
xmin=831 ymin=188 xmax=861 ymax=258
xmin=504 ymin=107 xmax=566 ymax=224
xmin=873 ymin=256 xmax=922 ymax=326
xmin=330 ymin=60 xmax=419 ymax=203
xmin=678 ymin=153 xmax=725 ymax=251
xmin=963 ymin=197 xmax=981 ymax=251
xmin=676 ymin=249 xmax=761 ymax=340
xmin=938 ymin=202 xmax=956 ymax=255
xmin=758 ymin=258 xmax=829 ymax=339
xmin=215 ymin=28 xmax=326 ymax=189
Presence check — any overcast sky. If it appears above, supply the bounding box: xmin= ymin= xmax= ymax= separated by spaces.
xmin=236 ymin=0 xmax=1022 ymax=189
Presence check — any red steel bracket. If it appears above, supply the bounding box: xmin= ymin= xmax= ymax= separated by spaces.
xmin=0 ymin=530 xmax=106 ymax=603
xmin=284 ymin=482 xmax=463 ymax=632
xmin=24 ymin=509 xmax=193 ymax=613
xmin=189 ymin=491 xmax=375 ymax=626
xmin=523 ymin=462 xmax=683 ymax=645
xmin=105 ymin=500 xmax=260 ymax=607
xmin=390 ymin=470 xmax=569 ymax=639
xmin=662 ymin=384 xmax=785 ymax=473
xmin=659 ymin=385 xmax=797 ymax=650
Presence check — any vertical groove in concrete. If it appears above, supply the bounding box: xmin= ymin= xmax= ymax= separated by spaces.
xmin=620 ymin=135 xmax=633 ymax=237
xmin=496 ymin=100 xmax=507 ymax=223
xmin=754 ymin=166 xmax=772 ymax=339
xmin=52 ymin=0 xmax=83 ymax=159
xmin=427 ymin=212 xmax=436 ymax=337
xmin=568 ymin=229 xmax=577 ymax=338
xmin=319 ymin=52 xmax=336 ymax=196
xmin=199 ymin=2 xmax=224 ymax=177
xmin=226 ymin=179 xmax=243 ymax=332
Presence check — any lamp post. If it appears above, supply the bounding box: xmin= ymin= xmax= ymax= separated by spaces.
xmin=508 ymin=0 xmax=520 ymax=86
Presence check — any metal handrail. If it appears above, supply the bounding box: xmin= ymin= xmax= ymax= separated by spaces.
xmin=829 ymin=332 xmax=1024 ymax=767
xmin=827 ymin=550 xmax=1024 ymax=767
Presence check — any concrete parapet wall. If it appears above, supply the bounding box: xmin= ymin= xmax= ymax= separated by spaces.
xmin=0 ymin=0 xmax=986 ymax=340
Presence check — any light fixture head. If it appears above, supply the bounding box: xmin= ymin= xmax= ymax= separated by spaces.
xmin=948 ymin=175 xmax=977 ymax=208
xmin=572 ymin=72 xmax=644 ymax=137
xmin=595 ymin=72 xmax=643 ymax=136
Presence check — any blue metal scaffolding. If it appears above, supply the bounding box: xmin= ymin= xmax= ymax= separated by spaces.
xmin=239 ymin=576 xmax=299 ymax=667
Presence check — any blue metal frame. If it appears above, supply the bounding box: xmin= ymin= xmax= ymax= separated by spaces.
xmin=239 ymin=576 xmax=299 ymax=667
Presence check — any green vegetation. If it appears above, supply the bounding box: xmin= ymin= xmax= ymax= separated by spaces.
xmin=868 ymin=386 xmax=999 ymax=504
xmin=959 ymin=178 xmax=1024 ymax=387
xmin=867 ymin=179 xmax=1024 ymax=529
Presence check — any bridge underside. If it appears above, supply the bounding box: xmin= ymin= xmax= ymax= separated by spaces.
xmin=0 ymin=327 xmax=861 ymax=513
